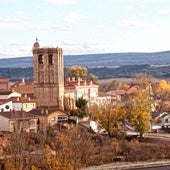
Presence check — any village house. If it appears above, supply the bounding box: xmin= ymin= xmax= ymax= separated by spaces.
xmin=29 ymin=109 xmax=68 ymax=131
xmin=0 ymin=78 xmax=9 ymax=90
xmin=0 ymin=97 xmax=36 ymax=112
xmin=12 ymin=97 xmax=36 ymax=112
xmin=96 ymin=95 xmax=112 ymax=106
xmin=64 ymin=78 xmax=99 ymax=110
xmin=0 ymin=100 xmax=13 ymax=112
xmin=0 ymin=111 xmax=38 ymax=133
xmin=159 ymin=112 xmax=170 ymax=126
xmin=10 ymin=79 xmax=34 ymax=99
xmin=0 ymin=90 xmax=21 ymax=100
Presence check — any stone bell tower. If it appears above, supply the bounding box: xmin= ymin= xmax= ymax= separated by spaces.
xmin=32 ymin=39 xmax=64 ymax=109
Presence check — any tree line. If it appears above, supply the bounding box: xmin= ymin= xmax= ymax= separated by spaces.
xmin=0 ymin=64 xmax=170 ymax=82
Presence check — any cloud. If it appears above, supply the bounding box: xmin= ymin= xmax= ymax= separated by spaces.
xmin=0 ymin=17 xmax=22 ymax=24
xmin=0 ymin=0 xmax=15 ymax=1
xmin=62 ymin=41 xmax=80 ymax=46
xmin=48 ymin=0 xmax=76 ymax=5
xmin=0 ymin=47 xmax=31 ymax=58
xmin=126 ymin=0 xmax=168 ymax=2
xmin=50 ymin=25 xmax=71 ymax=31
xmin=26 ymin=24 xmax=71 ymax=32
xmin=0 ymin=42 xmax=32 ymax=58
xmin=159 ymin=9 xmax=170 ymax=15
xmin=61 ymin=40 xmax=108 ymax=55
xmin=65 ymin=12 xmax=90 ymax=23
xmin=119 ymin=20 xmax=148 ymax=28
xmin=0 ymin=16 xmax=26 ymax=28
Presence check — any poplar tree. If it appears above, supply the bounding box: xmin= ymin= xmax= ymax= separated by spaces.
xmin=129 ymin=73 xmax=153 ymax=139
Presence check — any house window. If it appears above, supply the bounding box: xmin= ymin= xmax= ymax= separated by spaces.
xmin=165 ymin=118 xmax=169 ymax=123
xmin=38 ymin=55 xmax=43 ymax=64
xmin=49 ymin=54 xmax=53 ymax=64
xmin=58 ymin=115 xmax=68 ymax=122
xmin=5 ymin=105 xmax=9 ymax=110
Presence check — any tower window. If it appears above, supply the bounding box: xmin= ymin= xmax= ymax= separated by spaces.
xmin=49 ymin=54 xmax=53 ymax=64
xmin=38 ymin=55 xmax=43 ymax=64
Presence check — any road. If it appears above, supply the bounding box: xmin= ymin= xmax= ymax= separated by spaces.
xmin=135 ymin=166 xmax=170 ymax=170
xmin=144 ymin=133 xmax=170 ymax=141
xmin=82 ymin=160 xmax=170 ymax=170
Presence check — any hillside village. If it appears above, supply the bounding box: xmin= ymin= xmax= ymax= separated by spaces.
xmin=0 ymin=40 xmax=170 ymax=169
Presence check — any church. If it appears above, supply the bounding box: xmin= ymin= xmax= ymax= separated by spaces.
xmin=33 ymin=39 xmax=64 ymax=110
xmin=32 ymin=39 xmax=99 ymax=114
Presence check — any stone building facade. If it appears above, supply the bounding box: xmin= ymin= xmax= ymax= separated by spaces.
xmin=64 ymin=79 xmax=99 ymax=110
xmin=32 ymin=39 xmax=64 ymax=109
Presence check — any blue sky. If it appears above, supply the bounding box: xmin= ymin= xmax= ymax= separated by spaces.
xmin=1 ymin=0 xmax=170 ymax=58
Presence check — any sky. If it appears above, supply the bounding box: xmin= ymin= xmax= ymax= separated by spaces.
xmin=1 ymin=0 xmax=170 ymax=58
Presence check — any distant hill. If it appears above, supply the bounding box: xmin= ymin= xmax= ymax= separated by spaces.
xmin=0 ymin=51 xmax=170 ymax=68
xmin=0 ymin=51 xmax=170 ymax=81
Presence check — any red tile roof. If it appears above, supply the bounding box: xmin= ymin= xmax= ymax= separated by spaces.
xmin=10 ymin=97 xmax=36 ymax=103
xmin=112 ymin=90 xmax=126 ymax=95
xmin=65 ymin=80 xmax=98 ymax=89
xmin=10 ymin=81 xmax=34 ymax=94
xmin=0 ymin=90 xmax=12 ymax=95
xmin=0 ymin=111 xmax=38 ymax=119
xmin=0 ymin=78 xmax=9 ymax=83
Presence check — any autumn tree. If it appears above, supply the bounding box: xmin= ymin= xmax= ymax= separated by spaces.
xmin=66 ymin=65 xmax=87 ymax=80
xmin=87 ymin=73 xmax=99 ymax=84
xmin=107 ymin=80 xmax=130 ymax=91
xmin=90 ymin=103 xmax=126 ymax=138
xmin=53 ymin=128 xmax=94 ymax=170
xmin=128 ymin=74 xmax=153 ymax=139
xmin=107 ymin=80 xmax=119 ymax=91
xmin=154 ymin=79 xmax=170 ymax=111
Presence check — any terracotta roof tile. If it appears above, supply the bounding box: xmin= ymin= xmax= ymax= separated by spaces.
xmin=10 ymin=81 xmax=34 ymax=94
xmin=0 ymin=78 xmax=9 ymax=83
xmin=65 ymin=80 xmax=98 ymax=89
xmin=0 ymin=90 xmax=12 ymax=95
xmin=0 ymin=111 xmax=37 ymax=119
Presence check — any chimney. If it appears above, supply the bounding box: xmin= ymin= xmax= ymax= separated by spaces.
xmin=68 ymin=77 xmax=70 ymax=82
xmin=84 ymin=81 xmax=86 ymax=86
xmin=78 ymin=78 xmax=80 ymax=86
xmin=90 ymin=81 xmax=92 ymax=86
xmin=22 ymin=78 xmax=25 ymax=85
